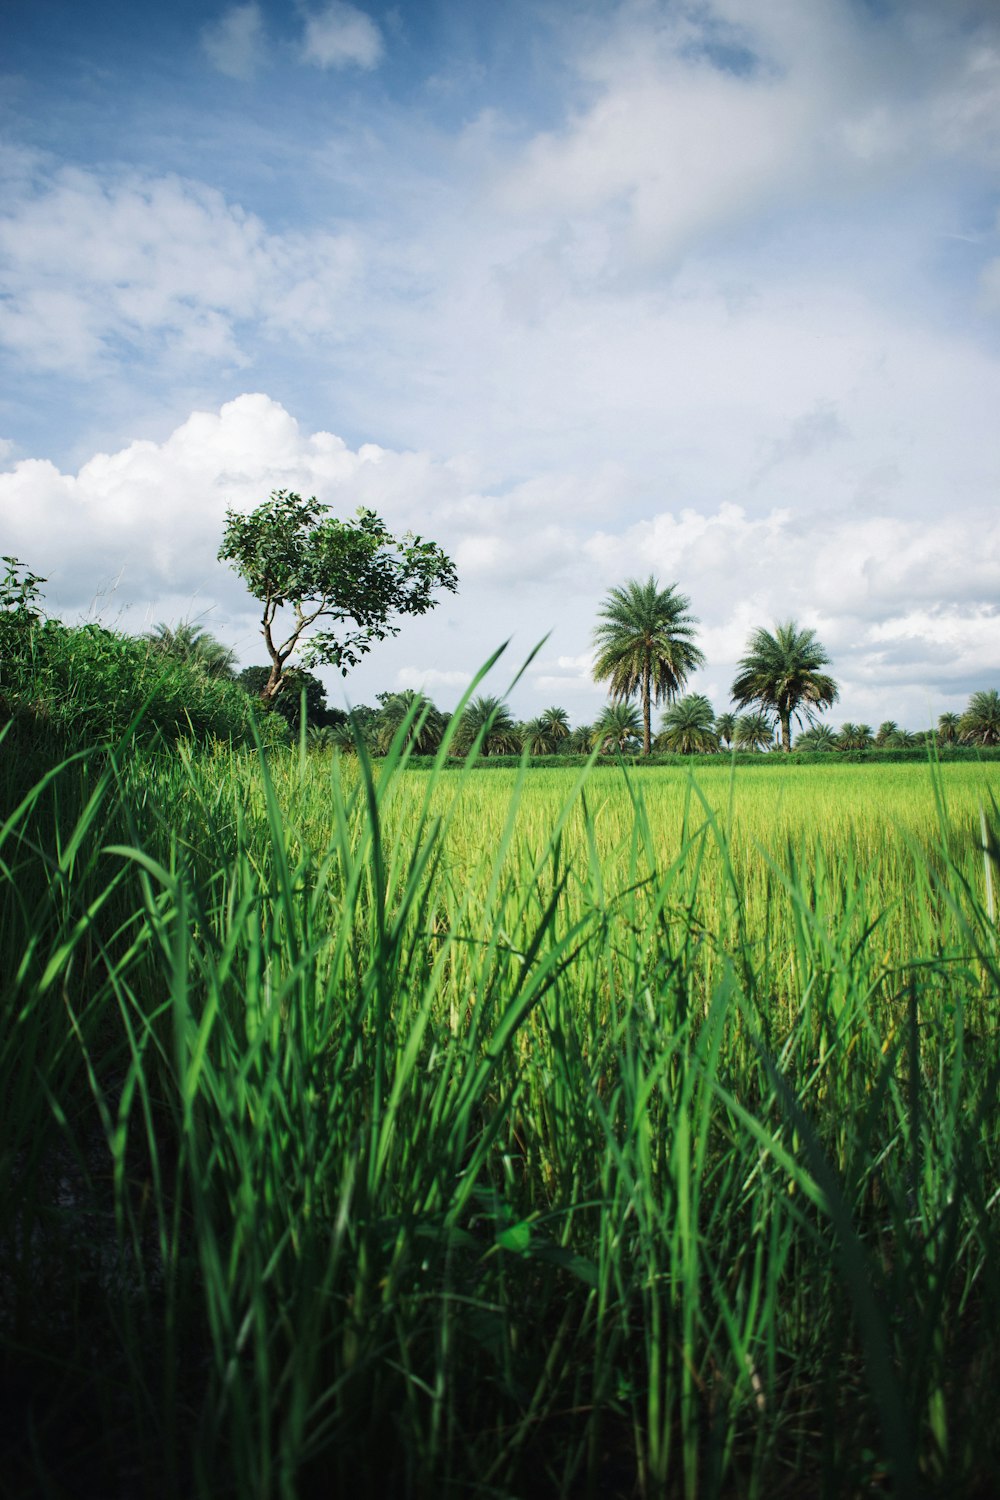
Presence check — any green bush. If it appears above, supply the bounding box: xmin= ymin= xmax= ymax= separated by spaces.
xmin=401 ymin=745 xmax=1000 ymax=770
xmin=1 ymin=614 xmax=285 ymax=753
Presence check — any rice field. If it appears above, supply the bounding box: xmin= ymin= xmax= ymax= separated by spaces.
xmin=2 ymin=730 xmax=999 ymax=1498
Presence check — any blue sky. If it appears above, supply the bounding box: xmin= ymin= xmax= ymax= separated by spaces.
xmin=2 ymin=0 xmax=1000 ymax=728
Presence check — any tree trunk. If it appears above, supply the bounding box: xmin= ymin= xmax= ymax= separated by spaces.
xmin=259 ymin=661 xmax=284 ymax=704
xmin=642 ymin=661 xmax=651 ymax=756
xmin=781 ymin=711 xmax=792 ymax=753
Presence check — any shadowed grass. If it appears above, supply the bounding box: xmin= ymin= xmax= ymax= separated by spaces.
xmin=1 ymin=720 xmax=999 ymax=1497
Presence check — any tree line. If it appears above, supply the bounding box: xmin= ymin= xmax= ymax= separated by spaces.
xmin=143 ymin=620 xmax=1000 ymax=757
xmin=586 ymin=575 xmax=1000 ymax=753
xmin=6 ymin=482 xmax=999 ymax=758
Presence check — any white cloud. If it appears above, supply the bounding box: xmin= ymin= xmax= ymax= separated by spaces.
xmin=201 ymin=4 xmax=265 ymax=80
xmin=301 ymin=3 xmax=383 ymax=71
xmin=395 ymin=667 xmax=471 ymax=691
xmin=485 ymin=0 xmax=1000 ymax=274
xmin=0 ymin=164 xmax=360 ymax=373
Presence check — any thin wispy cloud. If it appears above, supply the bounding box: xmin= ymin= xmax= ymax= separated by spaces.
xmin=201 ymin=3 xmax=266 ymax=81
xmin=301 ymin=2 xmax=383 ymax=71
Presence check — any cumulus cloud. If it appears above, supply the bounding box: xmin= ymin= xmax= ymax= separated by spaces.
xmin=0 ymin=164 xmax=359 ymax=373
xmin=487 ymin=0 xmax=1000 ymax=274
xmin=301 ymin=3 xmax=383 ymax=70
xmin=201 ymin=4 xmax=265 ymax=80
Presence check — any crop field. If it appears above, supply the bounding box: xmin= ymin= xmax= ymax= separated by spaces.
xmin=2 ymin=738 xmax=1000 ymax=1498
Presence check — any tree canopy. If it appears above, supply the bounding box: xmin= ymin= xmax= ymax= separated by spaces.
xmin=148 ymin=621 xmax=238 ymax=680
xmin=457 ymin=695 xmax=519 ymax=756
xmin=237 ymin=665 xmax=335 ymax=731
xmin=731 ymin=621 xmax=838 ymax=754
xmin=733 ymin=711 xmax=775 ymax=753
xmin=960 ymin=689 xmax=1000 ymax=746
xmin=219 ymin=490 xmax=457 ymax=705
xmin=657 ymin=694 xmax=719 ymax=754
xmin=592 ymin=577 xmax=704 ymax=756
xmin=593 ymin=701 xmax=642 ymax=754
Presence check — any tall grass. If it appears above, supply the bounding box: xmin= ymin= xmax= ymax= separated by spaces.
xmin=1 ymin=723 xmax=999 ymax=1497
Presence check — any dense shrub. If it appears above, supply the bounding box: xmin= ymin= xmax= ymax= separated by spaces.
xmin=401 ymin=745 xmax=1000 ymax=770
xmin=1 ymin=615 xmax=285 ymax=752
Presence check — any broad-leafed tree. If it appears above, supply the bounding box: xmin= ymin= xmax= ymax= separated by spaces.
xmin=219 ymin=490 xmax=457 ymax=705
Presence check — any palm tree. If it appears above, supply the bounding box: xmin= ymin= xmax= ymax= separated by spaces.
xmin=960 ymin=689 xmax=1000 ymax=746
xmin=374 ymin=690 xmax=445 ymax=754
xmin=795 ymin=724 xmax=839 ymax=752
xmin=734 ymin=711 xmax=776 ymax=752
xmin=592 ymin=577 xmax=704 ymax=756
xmin=657 ymin=694 xmax=719 ymax=754
xmin=593 ymin=702 xmax=642 ymax=754
xmin=937 ymin=711 xmax=962 ymax=745
xmin=322 ymin=719 xmax=365 ymax=754
xmin=539 ymin=706 xmax=571 ymax=745
xmin=519 ymin=717 xmax=554 ymax=755
xmin=876 ymin=720 xmax=899 ymax=747
xmin=458 ymin=694 xmax=519 ymax=755
xmin=566 ymin=723 xmax=594 ymax=753
xmin=715 ymin=711 xmax=737 ymax=750
xmin=731 ymin=621 xmax=838 ymax=754
xmin=838 ymin=723 xmax=874 ymax=752
xmin=148 ymin=620 xmax=238 ymax=679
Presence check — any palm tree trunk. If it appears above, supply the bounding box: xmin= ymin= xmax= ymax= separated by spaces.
xmin=781 ymin=711 xmax=791 ymax=753
xmin=642 ymin=660 xmax=651 ymax=755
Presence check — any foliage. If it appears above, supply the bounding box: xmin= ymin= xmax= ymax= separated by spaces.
xmin=238 ymin=665 xmax=337 ymax=732
xmin=960 ymin=688 xmax=1000 ymax=746
xmin=518 ymin=716 xmax=555 ymax=755
xmin=1 ymin=562 xmax=277 ymax=750
xmin=456 ymin=694 xmax=520 ymax=755
xmin=731 ymin=620 xmax=839 ymax=754
xmin=539 ymin=705 xmax=570 ymax=744
xmin=938 ymin=711 xmax=962 ymax=744
xmin=714 ymin=710 xmax=736 ymax=749
xmin=218 ymin=489 xmax=457 ymax=704
xmin=734 ymin=710 xmax=776 ymax=752
xmin=0 ymin=555 xmax=47 ymax=688
xmin=373 ymin=690 xmax=447 ymax=754
xmin=592 ymin=575 xmax=704 ymax=755
xmin=838 ymin=722 xmax=875 ymax=752
xmin=0 ymin=554 xmax=46 ymax=619
xmin=147 ymin=620 xmax=238 ymax=679
xmin=565 ymin=722 xmax=594 ymax=753
xmin=656 ymin=693 xmax=719 ymax=753
xmin=593 ymin=699 xmax=642 ymax=752
xmin=795 ymin=723 xmax=840 ymax=752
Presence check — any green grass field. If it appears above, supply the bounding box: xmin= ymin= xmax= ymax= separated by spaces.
xmin=2 ymin=734 xmax=999 ymax=1498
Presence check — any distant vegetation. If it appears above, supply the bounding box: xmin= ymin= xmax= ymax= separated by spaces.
xmin=2 ymin=556 xmax=997 ymax=762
